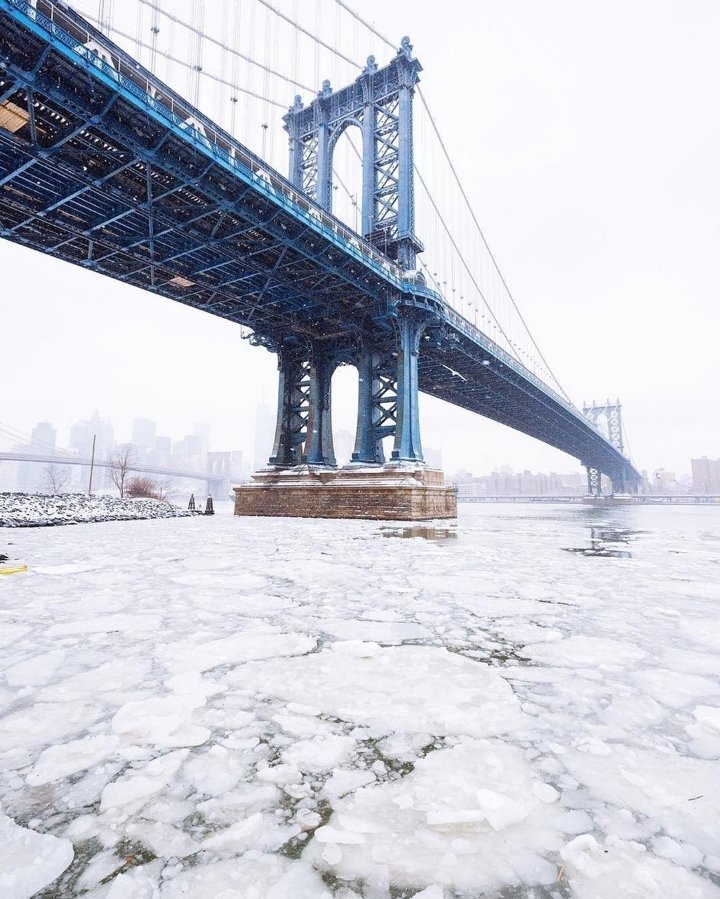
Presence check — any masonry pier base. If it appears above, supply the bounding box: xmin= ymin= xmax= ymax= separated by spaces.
xmin=233 ymin=465 xmax=457 ymax=521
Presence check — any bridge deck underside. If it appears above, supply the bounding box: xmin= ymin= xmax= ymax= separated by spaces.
xmin=0 ymin=5 xmax=397 ymax=345
xmin=419 ymin=339 xmax=626 ymax=476
xmin=0 ymin=1 xmax=638 ymax=482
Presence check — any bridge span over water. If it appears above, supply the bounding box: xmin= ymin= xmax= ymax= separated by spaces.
xmin=0 ymin=451 xmax=225 ymax=494
xmin=0 ymin=0 xmax=640 ymax=492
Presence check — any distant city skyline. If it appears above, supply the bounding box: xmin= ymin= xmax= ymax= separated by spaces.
xmin=3 ymin=406 xmax=715 ymax=500
xmin=0 ymin=410 xmax=246 ymax=497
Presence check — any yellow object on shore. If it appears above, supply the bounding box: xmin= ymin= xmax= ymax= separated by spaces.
xmin=0 ymin=565 xmax=28 ymax=576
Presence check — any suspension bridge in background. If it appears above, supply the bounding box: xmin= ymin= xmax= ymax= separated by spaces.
xmin=0 ymin=450 xmax=226 ymax=493
xmin=0 ymin=0 xmax=640 ymax=513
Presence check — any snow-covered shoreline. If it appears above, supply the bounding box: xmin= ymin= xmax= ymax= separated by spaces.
xmin=0 ymin=493 xmax=192 ymax=528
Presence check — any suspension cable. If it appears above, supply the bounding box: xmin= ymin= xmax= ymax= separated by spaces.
xmin=327 ymin=0 xmax=571 ymax=398
xmin=136 ymin=0 xmax=313 ymax=92
xmin=78 ymin=14 xmax=289 ymax=108
xmin=334 ymin=0 xmax=394 ymax=50
xmin=0 ymin=422 xmax=69 ymax=456
xmin=255 ymin=0 xmax=360 ymax=70
xmin=415 ymin=88 xmax=571 ymax=400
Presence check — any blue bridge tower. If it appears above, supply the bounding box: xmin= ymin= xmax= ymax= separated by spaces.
xmin=262 ymin=39 xmax=431 ymax=472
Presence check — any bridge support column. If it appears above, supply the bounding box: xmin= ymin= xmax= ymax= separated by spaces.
xmin=352 ymin=344 xmax=396 ymax=465
xmin=268 ymin=346 xmax=310 ymax=468
xmin=391 ymin=309 xmax=426 ymax=463
xmin=305 ymin=344 xmax=337 ymax=467
xmin=586 ymin=467 xmax=602 ymax=496
xmin=235 ymin=316 xmax=456 ymax=519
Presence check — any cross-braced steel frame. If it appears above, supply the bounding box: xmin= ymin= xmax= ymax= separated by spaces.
xmin=582 ymin=400 xmax=630 ymax=493
xmin=284 ymin=38 xmax=423 ymax=271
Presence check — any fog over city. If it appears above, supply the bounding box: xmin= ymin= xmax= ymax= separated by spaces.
xmin=3 ymin=0 xmax=719 ymax=478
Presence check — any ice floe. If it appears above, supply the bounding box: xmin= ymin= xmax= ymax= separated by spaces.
xmin=0 ymin=502 xmax=718 ymax=896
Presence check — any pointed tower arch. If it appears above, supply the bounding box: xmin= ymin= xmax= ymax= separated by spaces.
xmin=284 ymin=38 xmax=423 ymax=270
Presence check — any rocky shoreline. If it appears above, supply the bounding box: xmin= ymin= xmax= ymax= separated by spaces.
xmin=0 ymin=493 xmax=193 ymax=527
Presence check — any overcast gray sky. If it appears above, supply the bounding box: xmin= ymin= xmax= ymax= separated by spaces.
xmin=2 ymin=0 xmax=718 ymax=476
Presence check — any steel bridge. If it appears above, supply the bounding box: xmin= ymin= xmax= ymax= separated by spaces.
xmin=0 ymin=0 xmax=640 ymax=492
xmin=0 ymin=451 xmax=225 ymax=493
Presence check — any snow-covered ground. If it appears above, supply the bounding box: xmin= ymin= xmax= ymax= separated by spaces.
xmin=1 ymin=503 xmax=719 ymax=898
xmin=0 ymin=494 xmax=192 ymax=528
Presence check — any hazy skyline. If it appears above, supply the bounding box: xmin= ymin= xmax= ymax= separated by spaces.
xmin=3 ymin=0 xmax=718 ymax=477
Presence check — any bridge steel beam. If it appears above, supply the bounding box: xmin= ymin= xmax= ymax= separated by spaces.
xmin=268 ymin=344 xmax=311 ymax=468
xmin=304 ymin=342 xmax=339 ymax=467
xmin=283 ymin=39 xmax=423 ymax=269
xmin=586 ymin=467 xmax=602 ymax=496
xmin=352 ymin=343 xmax=397 ymax=465
xmin=0 ymin=6 xmax=404 ymax=346
xmin=391 ymin=306 xmax=428 ymax=463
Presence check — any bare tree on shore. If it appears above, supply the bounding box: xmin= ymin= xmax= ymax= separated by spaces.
xmin=110 ymin=445 xmax=135 ymax=498
xmin=43 ymin=464 xmax=70 ymax=495
xmin=154 ymin=478 xmax=172 ymax=502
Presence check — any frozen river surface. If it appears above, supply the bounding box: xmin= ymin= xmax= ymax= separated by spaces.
xmin=1 ymin=503 xmax=719 ymax=898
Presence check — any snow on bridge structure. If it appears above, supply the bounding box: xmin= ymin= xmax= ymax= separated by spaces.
xmin=0 ymin=0 xmax=640 ymax=518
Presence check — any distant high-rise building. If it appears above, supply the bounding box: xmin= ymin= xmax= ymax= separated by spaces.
xmin=691 ymin=457 xmax=720 ymax=494
xmin=68 ymin=411 xmax=114 ymax=489
xmin=175 ymin=434 xmax=204 ymax=466
xmin=132 ymin=418 xmax=157 ymax=450
xmin=69 ymin=411 xmax=113 ymax=458
xmin=451 ymin=468 xmax=586 ymax=497
xmin=30 ymin=421 xmax=56 ymax=452
xmin=69 ymin=419 xmax=92 ymax=455
xmin=653 ymin=470 xmax=679 ymax=493
xmin=14 ymin=422 xmax=58 ymax=491
xmin=155 ymin=436 xmax=172 ymax=454
xmin=193 ymin=422 xmax=210 ymax=454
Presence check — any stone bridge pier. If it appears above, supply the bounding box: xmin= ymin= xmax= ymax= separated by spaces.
xmin=234 ymin=308 xmax=457 ymax=520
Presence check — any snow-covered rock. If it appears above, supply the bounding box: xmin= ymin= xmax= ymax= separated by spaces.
xmin=0 ymin=492 xmax=191 ymax=527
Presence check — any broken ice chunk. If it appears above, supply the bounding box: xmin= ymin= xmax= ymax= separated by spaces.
xmin=0 ymin=812 xmax=74 ymax=898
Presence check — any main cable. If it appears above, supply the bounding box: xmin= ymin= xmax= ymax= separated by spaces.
xmin=77 ymin=14 xmax=288 ymax=108
xmin=256 ymin=0 xmax=360 ymax=70
xmin=326 ymin=0 xmax=571 ymax=399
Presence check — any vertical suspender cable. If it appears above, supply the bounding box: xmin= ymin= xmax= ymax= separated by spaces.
xmin=314 ymin=0 xmax=321 ymax=88
xmin=245 ymin=0 xmax=257 ymax=149
xmin=218 ymin=0 xmax=230 ymax=126
xmin=149 ymin=0 xmax=160 ymax=74
xmin=230 ymin=0 xmax=242 ymax=137
xmin=134 ymin=0 xmax=143 ymax=61
xmin=261 ymin=7 xmax=271 ymax=161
